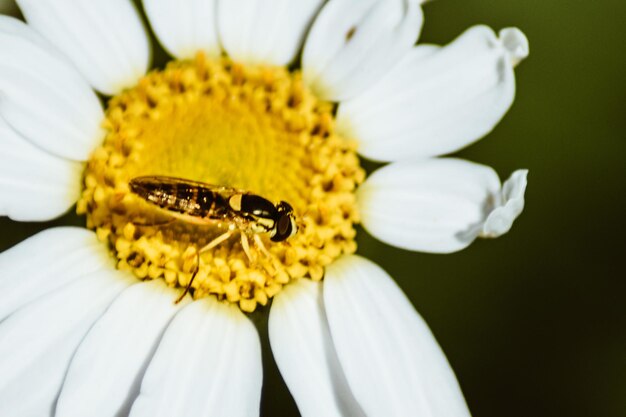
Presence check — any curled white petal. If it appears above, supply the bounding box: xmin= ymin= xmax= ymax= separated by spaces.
xmin=358 ymin=158 xmax=527 ymax=253
xmin=17 ymin=0 xmax=150 ymax=95
xmin=303 ymin=0 xmax=423 ymax=101
xmin=481 ymin=169 xmax=528 ymax=237
xmin=338 ymin=25 xmax=529 ymax=161
xmin=143 ymin=0 xmax=220 ymax=59
xmin=218 ymin=0 xmax=324 ymax=66
xmin=499 ymin=27 xmax=529 ymax=67
xmin=0 ymin=227 xmax=112 ymax=321
xmin=0 ymin=16 xmax=104 ymax=161
xmin=324 ymin=255 xmax=471 ymax=417
xmin=56 ymin=280 xmax=190 ymax=417
xmin=269 ymin=279 xmax=365 ymax=417
xmin=0 ymin=269 xmax=133 ymax=416
xmin=129 ymin=298 xmax=262 ymax=417
xmin=0 ymin=118 xmax=83 ymax=221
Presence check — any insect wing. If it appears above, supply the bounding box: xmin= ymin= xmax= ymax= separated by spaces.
xmin=132 ymin=176 xmax=245 ymax=195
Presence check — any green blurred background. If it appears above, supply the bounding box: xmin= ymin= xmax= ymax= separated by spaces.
xmin=1 ymin=0 xmax=624 ymax=416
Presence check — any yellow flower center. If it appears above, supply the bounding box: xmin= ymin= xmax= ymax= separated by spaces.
xmin=78 ymin=54 xmax=364 ymax=312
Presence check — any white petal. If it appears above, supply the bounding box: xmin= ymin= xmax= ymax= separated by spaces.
xmin=324 ymin=255 xmax=471 ymax=417
xmin=269 ymin=279 xmax=365 ymax=417
xmin=0 ymin=227 xmax=112 ymax=320
xmin=0 ymin=269 xmax=133 ymax=417
xmin=218 ymin=0 xmax=324 ymax=66
xmin=17 ymin=0 xmax=150 ymax=95
xmin=56 ymin=280 xmax=190 ymax=417
xmin=129 ymin=298 xmax=262 ymax=417
xmin=481 ymin=169 xmax=528 ymax=237
xmin=0 ymin=118 xmax=82 ymax=221
xmin=338 ymin=25 xmax=529 ymax=161
xmin=0 ymin=16 xmax=104 ymax=161
xmin=357 ymin=158 xmax=502 ymax=253
xmin=143 ymin=0 xmax=220 ymax=59
xmin=303 ymin=0 xmax=423 ymax=101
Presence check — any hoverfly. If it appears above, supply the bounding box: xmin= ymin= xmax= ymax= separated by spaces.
xmin=129 ymin=175 xmax=298 ymax=301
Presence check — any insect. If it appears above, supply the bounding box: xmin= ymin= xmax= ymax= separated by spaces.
xmin=129 ymin=175 xmax=298 ymax=302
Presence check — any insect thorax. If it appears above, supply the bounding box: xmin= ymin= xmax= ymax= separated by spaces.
xmin=231 ymin=194 xmax=279 ymax=234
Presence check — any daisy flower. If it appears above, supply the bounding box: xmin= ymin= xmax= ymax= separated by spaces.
xmin=0 ymin=0 xmax=529 ymax=416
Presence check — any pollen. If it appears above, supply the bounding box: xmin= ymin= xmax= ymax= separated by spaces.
xmin=78 ymin=54 xmax=364 ymax=312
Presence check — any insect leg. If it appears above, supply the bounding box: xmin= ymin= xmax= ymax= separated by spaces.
xmin=131 ymin=218 xmax=176 ymax=227
xmin=174 ymin=231 xmax=233 ymax=304
xmin=252 ymin=234 xmax=279 ymax=276
xmin=253 ymin=234 xmax=272 ymax=259
xmin=198 ymin=231 xmax=233 ymax=254
xmin=240 ymin=232 xmax=256 ymax=264
xmin=175 ymin=251 xmax=199 ymax=304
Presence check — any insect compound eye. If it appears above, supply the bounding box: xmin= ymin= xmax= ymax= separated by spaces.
xmin=271 ymin=214 xmax=293 ymax=242
xmin=278 ymin=214 xmax=291 ymax=236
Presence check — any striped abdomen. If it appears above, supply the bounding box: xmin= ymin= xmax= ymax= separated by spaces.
xmin=129 ymin=176 xmax=229 ymax=219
